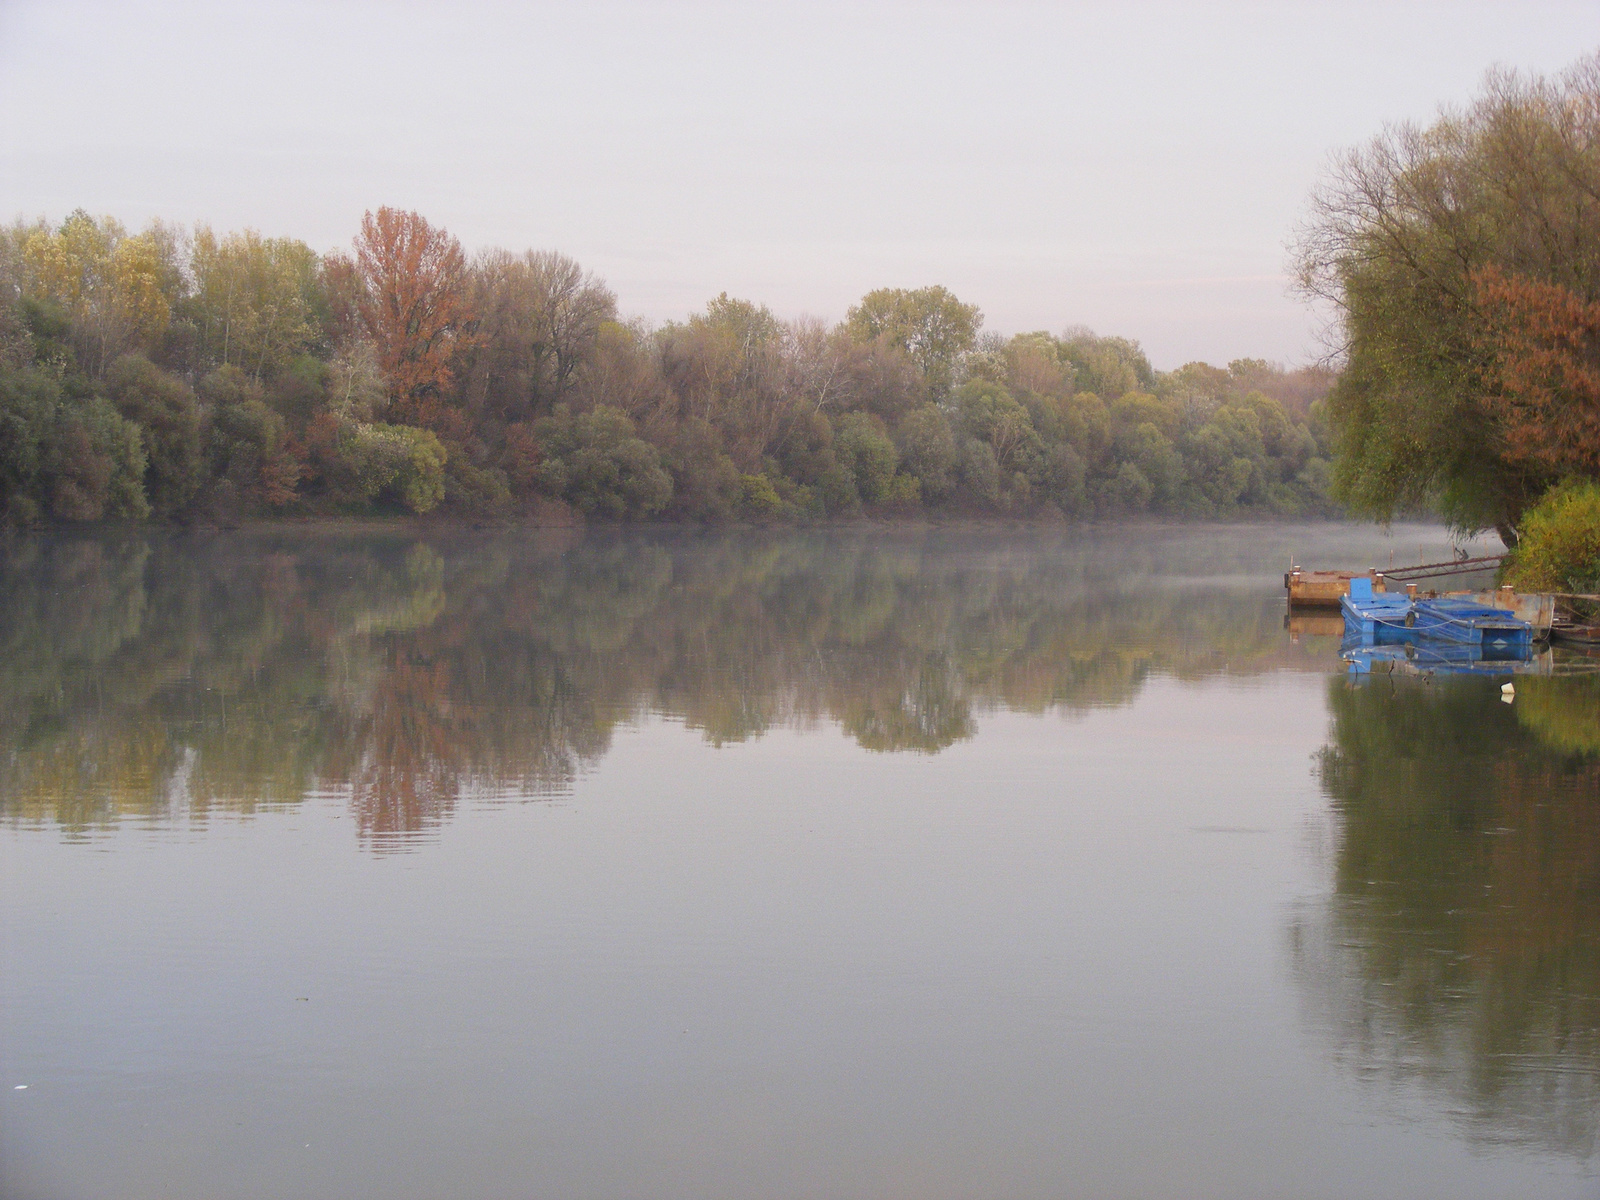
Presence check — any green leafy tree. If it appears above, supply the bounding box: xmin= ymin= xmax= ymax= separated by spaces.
xmin=337 ymin=422 xmax=447 ymax=514
xmin=736 ymin=472 xmax=783 ymax=518
xmin=1294 ymin=54 xmax=1600 ymax=544
xmin=534 ymin=405 xmax=672 ymax=518
xmin=47 ymin=397 xmax=149 ymax=521
xmin=188 ymin=227 xmax=319 ymax=380
xmin=833 ymin=412 xmax=898 ymax=505
xmin=1058 ymin=327 xmax=1155 ymax=398
xmin=897 ymin=404 xmax=958 ymax=499
xmin=845 ymin=285 xmax=981 ymax=397
xmin=0 ymin=365 xmax=58 ymax=523
xmin=1500 ymin=481 xmax=1600 ymax=592
xmin=955 ymin=380 xmax=1046 ymax=503
xmin=106 ymin=354 xmax=203 ymax=515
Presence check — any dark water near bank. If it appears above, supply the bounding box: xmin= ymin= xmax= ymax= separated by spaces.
xmin=2 ymin=524 xmax=1597 ymax=1200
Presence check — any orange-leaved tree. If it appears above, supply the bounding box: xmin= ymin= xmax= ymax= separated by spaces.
xmin=352 ymin=207 xmax=470 ymax=431
xmin=1473 ymin=266 xmax=1600 ymax=480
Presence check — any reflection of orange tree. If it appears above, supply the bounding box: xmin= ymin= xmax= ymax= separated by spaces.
xmin=4 ymin=526 xmax=1348 ymax=838
xmin=342 ymin=641 xmax=462 ymax=842
xmin=1298 ymin=675 xmax=1600 ymax=1155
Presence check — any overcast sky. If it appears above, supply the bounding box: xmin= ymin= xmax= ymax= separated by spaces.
xmin=2 ymin=1 xmax=1597 ymax=368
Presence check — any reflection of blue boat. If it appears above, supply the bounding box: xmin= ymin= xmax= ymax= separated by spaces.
xmin=1341 ymin=635 xmax=1536 ymax=675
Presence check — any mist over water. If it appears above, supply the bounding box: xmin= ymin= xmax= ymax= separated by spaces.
xmin=2 ymin=524 xmax=1597 ymax=1199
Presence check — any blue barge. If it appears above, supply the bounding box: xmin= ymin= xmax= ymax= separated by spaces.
xmin=1339 ymin=576 xmax=1534 ymax=649
xmin=1410 ymin=597 xmax=1535 ymax=648
xmin=1339 ymin=577 xmax=1416 ymax=642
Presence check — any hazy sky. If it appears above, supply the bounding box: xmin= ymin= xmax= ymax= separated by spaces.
xmin=2 ymin=2 xmax=1597 ymax=368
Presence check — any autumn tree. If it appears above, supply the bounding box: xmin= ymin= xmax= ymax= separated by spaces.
xmin=188 ymin=226 xmax=320 ymax=380
xmin=1473 ymin=267 xmax=1600 ymax=480
xmin=351 ymin=207 xmax=470 ymax=431
xmin=22 ymin=211 xmax=170 ymax=377
xmin=845 ymin=285 xmax=981 ymax=397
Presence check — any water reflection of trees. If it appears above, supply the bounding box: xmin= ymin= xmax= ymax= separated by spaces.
xmin=1295 ymin=674 xmax=1600 ymax=1156
xmin=2 ymin=527 xmax=1341 ymax=842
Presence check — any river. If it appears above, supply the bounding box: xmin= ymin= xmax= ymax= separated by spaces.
xmin=2 ymin=523 xmax=1596 ymax=1199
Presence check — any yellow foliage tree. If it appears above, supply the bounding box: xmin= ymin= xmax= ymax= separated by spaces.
xmin=23 ymin=210 xmax=169 ymax=375
xmin=189 ymin=226 xmax=318 ymax=379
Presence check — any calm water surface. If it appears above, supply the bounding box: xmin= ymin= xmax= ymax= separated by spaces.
xmin=2 ymin=524 xmax=1597 ymax=1200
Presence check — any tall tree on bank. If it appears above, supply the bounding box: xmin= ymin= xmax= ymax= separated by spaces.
xmin=1294 ymin=53 xmax=1600 ymax=545
xmin=845 ymin=286 xmax=981 ymax=398
xmin=349 ymin=207 xmax=470 ymax=431
xmin=461 ymin=249 xmax=616 ymax=420
xmin=22 ymin=211 xmax=171 ymax=378
xmin=188 ymin=226 xmax=320 ymax=379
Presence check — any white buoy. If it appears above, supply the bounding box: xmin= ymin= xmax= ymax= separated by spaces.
xmin=1501 ymin=682 xmax=1515 ymax=695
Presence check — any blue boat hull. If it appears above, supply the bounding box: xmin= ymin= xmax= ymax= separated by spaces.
xmin=1338 ymin=589 xmax=1533 ymax=651
xmin=1411 ymin=598 xmax=1534 ymax=647
xmin=1339 ymin=591 xmax=1416 ymax=644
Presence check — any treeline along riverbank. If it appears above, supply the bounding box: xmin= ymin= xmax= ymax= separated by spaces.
xmin=0 ymin=209 xmax=1336 ymax=527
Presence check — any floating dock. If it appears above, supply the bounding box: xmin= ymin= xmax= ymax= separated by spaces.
xmin=1284 ymin=568 xmax=1385 ymax=607
xmin=1286 ymin=554 xmax=1504 ymax=609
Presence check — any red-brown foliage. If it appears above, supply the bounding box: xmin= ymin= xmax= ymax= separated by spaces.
xmin=1474 ymin=266 xmax=1600 ymax=478
xmin=259 ymin=436 xmax=306 ymax=508
xmin=319 ymin=253 xmax=366 ymax=350
xmin=353 ymin=207 xmax=471 ymax=430
xmin=503 ymin=421 xmax=543 ymax=493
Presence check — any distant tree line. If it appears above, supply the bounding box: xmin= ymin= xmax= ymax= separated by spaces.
xmin=0 ymin=207 xmax=1337 ymax=525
